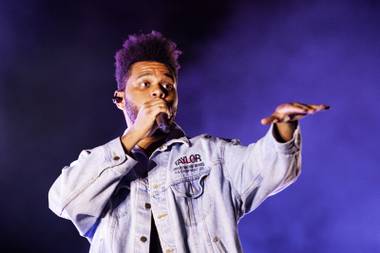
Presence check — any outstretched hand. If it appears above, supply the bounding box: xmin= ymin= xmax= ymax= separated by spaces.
xmin=261 ymin=102 xmax=330 ymax=125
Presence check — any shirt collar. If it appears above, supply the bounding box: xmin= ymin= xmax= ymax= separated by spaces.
xmin=163 ymin=122 xmax=190 ymax=147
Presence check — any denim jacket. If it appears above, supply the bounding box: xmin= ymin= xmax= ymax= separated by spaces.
xmin=48 ymin=122 xmax=302 ymax=253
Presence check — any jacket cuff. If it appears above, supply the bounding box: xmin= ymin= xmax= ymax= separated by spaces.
xmin=266 ymin=123 xmax=301 ymax=155
xmin=102 ymin=136 xmax=138 ymax=175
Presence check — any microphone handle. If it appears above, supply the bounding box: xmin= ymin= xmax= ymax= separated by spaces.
xmin=156 ymin=112 xmax=170 ymax=133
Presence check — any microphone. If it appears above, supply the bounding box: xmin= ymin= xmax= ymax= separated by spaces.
xmin=156 ymin=112 xmax=171 ymax=133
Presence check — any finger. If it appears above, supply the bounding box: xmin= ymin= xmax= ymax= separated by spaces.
xmin=277 ymin=105 xmax=308 ymax=115
xmin=261 ymin=115 xmax=280 ymax=125
xmin=150 ymin=104 xmax=172 ymax=118
xmin=145 ymin=103 xmax=168 ymax=112
xmin=290 ymin=102 xmax=314 ymax=112
xmin=308 ymin=104 xmax=330 ymax=111
xmin=144 ymin=98 xmax=168 ymax=107
xmin=291 ymin=103 xmax=327 ymax=115
xmin=280 ymin=105 xmax=329 ymax=122
xmin=140 ymin=102 xmax=170 ymax=118
xmin=300 ymin=104 xmax=329 ymax=115
xmin=278 ymin=110 xmax=312 ymax=122
xmin=293 ymin=102 xmax=330 ymax=111
xmin=144 ymin=102 xmax=170 ymax=115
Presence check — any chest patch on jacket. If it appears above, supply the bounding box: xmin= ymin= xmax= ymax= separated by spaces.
xmin=175 ymin=154 xmax=202 ymax=165
xmin=173 ymin=154 xmax=205 ymax=175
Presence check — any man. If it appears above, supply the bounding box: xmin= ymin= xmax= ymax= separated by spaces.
xmin=48 ymin=31 xmax=329 ymax=253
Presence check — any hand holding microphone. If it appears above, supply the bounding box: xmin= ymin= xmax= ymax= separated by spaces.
xmin=119 ymin=97 xmax=172 ymax=154
xmin=151 ymin=98 xmax=172 ymax=134
xmin=156 ymin=112 xmax=171 ymax=133
xmin=125 ymin=98 xmax=172 ymax=141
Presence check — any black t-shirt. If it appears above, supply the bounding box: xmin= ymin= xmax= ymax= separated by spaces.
xmin=149 ymin=213 xmax=163 ymax=253
xmin=132 ymin=147 xmax=163 ymax=252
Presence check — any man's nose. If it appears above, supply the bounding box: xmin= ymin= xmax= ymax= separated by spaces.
xmin=151 ymin=85 xmax=166 ymax=98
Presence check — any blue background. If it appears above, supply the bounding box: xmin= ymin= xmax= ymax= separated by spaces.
xmin=1 ymin=0 xmax=379 ymax=252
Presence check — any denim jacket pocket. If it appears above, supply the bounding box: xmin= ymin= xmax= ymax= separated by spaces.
xmin=170 ymin=170 xmax=209 ymax=198
xmin=169 ymin=169 xmax=211 ymax=226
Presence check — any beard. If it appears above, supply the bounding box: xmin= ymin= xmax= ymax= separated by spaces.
xmin=124 ymin=98 xmax=139 ymax=124
xmin=124 ymin=98 xmax=176 ymax=135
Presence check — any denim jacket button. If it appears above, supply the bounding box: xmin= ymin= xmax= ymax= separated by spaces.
xmin=113 ymin=156 xmax=120 ymax=161
xmin=140 ymin=236 xmax=147 ymax=242
xmin=145 ymin=203 xmax=151 ymax=209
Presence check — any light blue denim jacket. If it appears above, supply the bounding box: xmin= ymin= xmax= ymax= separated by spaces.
xmin=48 ymin=122 xmax=302 ymax=253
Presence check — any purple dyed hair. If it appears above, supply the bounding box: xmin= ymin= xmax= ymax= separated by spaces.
xmin=114 ymin=31 xmax=182 ymax=91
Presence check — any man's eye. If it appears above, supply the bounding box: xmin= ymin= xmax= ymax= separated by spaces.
xmin=162 ymin=83 xmax=174 ymax=90
xmin=140 ymin=81 xmax=150 ymax=88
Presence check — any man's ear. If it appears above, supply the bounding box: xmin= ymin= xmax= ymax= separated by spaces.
xmin=113 ymin=90 xmax=125 ymax=110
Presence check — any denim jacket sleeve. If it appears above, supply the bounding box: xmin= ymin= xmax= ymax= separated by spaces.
xmin=221 ymin=123 xmax=302 ymax=217
xmin=48 ymin=137 xmax=138 ymax=237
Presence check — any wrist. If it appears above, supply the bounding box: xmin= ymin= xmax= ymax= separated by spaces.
xmin=273 ymin=121 xmax=298 ymax=143
xmin=121 ymin=127 xmax=144 ymax=154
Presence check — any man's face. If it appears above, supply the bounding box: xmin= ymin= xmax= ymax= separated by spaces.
xmin=114 ymin=61 xmax=178 ymax=126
